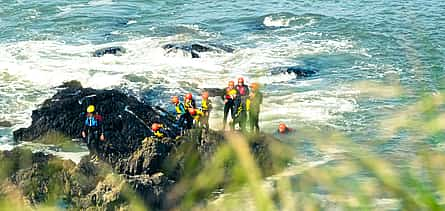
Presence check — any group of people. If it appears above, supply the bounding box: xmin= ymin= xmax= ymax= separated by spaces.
xmin=168 ymin=91 xmax=212 ymax=136
xmin=80 ymin=77 xmax=294 ymax=152
xmin=149 ymin=77 xmax=264 ymax=138
xmin=222 ymin=77 xmax=263 ymax=132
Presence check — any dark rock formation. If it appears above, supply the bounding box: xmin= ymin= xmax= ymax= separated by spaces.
xmin=201 ymin=88 xmax=225 ymax=98
xmin=0 ymin=148 xmax=170 ymax=210
xmin=9 ymin=80 xmax=293 ymax=210
xmin=93 ymin=46 xmax=126 ymax=57
xmin=14 ymin=81 xmax=180 ymax=165
xmin=162 ymin=43 xmax=234 ymax=58
xmin=0 ymin=121 xmax=13 ymax=127
xmin=270 ymin=66 xmax=318 ymax=78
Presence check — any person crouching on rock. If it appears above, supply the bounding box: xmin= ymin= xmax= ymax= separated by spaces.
xmin=171 ymin=96 xmax=193 ymax=133
xmin=189 ymin=108 xmax=204 ymax=128
xmin=200 ymin=91 xmax=212 ymax=130
xmin=148 ymin=123 xmax=175 ymax=140
xmin=81 ymin=105 xmax=105 ymax=160
xmin=151 ymin=123 xmax=166 ymax=138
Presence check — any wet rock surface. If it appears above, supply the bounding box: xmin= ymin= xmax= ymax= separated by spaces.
xmin=14 ymin=81 xmax=180 ymax=164
xmin=93 ymin=46 xmax=126 ymax=57
xmin=162 ymin=43 xmax=234 ymax=58
xmin=0 ymin=120 xmax=13 ymax=128
xmin=6 ymin=81 xmax=292 ymax=210
xmin=270 ymin=66 xmax=318 ymax=77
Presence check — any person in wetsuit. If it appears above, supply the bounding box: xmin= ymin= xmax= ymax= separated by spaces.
xmin=222 ymin=80 xmax=238 ymax=130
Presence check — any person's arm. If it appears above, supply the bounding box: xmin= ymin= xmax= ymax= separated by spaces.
xmin=208 ymin=99 xmax=213 ymax=111
xmin=221 ymin=88 xmax=226 ymax=100
xmin=259 ymin=92 xmax=263 ymax=105
xmin=96 ymin=114 xmax=105 ymax=140
xmin=179 ymin=103 xmax=186 ymax=114
xmin=83 ymin=119 xmax=87 ymax=131
xmin=82 ymin=118 xmax=87 ymax=138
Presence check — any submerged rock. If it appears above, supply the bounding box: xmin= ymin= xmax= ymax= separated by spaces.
xmin=93 ymin=46 xmax=126 ymax=57
xmin=270 ymin=66 xmax=318 ymax=77
xmin=162 ymin=43 xmax=234 ymax=58
xmin=201 ymin=87 xmax=225 ymax=98
xmin=0 ymin=120 xmax=13 ymax=127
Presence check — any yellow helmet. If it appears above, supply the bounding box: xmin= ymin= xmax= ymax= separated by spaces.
xmin=87 ymin=105 xmax=95 ymax=113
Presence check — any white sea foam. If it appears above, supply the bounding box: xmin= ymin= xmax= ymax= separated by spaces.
xmin=126 ymin=20 xmax=137 ymax=25
xmin=88 ymin=0 xmax=114 ymax=6
xmin=263 ymin=15 xmax=317 ymax=29
xmin=0 ymin=31 xmax=364 ymax=136
xmin=263 ymin=16 xmax=296 ymax=27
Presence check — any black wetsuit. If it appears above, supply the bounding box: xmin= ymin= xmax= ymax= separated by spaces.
xmin=83 ymin=114 xmax=104 ymax=155
xmin=235 ymin=84 xmax=250 ymax=131
xmin=222 ymin=87 xmax=238 ymax=130
xmin=175 ymin=102 xmax=193 ymax=130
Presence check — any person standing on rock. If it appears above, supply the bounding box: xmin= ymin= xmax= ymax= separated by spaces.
xmin=234 ymin=77 xmax=250 ymax=132
xmin=222 ymin=80 xmax=238 ymax=131
xmin=81 ymin=105 xmax=105 ymax=160
xmin=200 ymin=91 xmax=212 ymax=130
xmin=184 ymin=93 xmax=196 ymax=110
xmin=248 ymin=82 xmax=263 ymax=133
xmin=171 ymin=96 xmax=192 ymax=133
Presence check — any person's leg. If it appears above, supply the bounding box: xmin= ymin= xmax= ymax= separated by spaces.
xmin=229 ymin=102 xmax=237 ymax=130
xmin=178 ymin=115 xmax=187 ymax=134
xmin=252 ymin=112 xmax=260 ymax=133
xmin=240 ymin=110 xmax=247 ymax=132
xmin=94 ymin=130 xmax=101 ymax=156
xmin=223 ymin=103 xmax=230 ymax=130
xmin=247 ymin=111 xmax=254 ymax=132
xmin=186 ymin=113 xmax=193 ymax=129
xmin=202 ymin=111 xmax=209 ymax=129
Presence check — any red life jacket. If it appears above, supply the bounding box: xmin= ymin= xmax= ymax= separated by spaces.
xmin=236 ymin=85 xmax=247 ymax=96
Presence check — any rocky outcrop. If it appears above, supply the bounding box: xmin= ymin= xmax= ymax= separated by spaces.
xmin=0 ymin=121 xmax=13 ymax=127
xmin=14 ymin=81 xmax=180 ymax=165
xmin=93 ymin=46 xmax=126 ymax=57
xmin=202 ymin=87 xmax=225 ymax=98
xmin=9 ymin=81 xmax=293 ymax=210
xmin=0 ymin=148 xmax=172 ymax=210
xmin=270 ymin=66 xmax=318 ymax=77
xmin=162 ymin=43 xmax=234 ymax=58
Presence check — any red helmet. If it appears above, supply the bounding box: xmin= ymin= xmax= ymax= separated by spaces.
xmin=185 ymin=93 xmax=193 ymax=100
xmin=228 ymin=80 xmax=235 ymax=86
xmin=152 ymin=123 xmax=160 ymax=131
xmin=188 ymin=108 xmax=196 ymax=115
xmin=202 ymin=91 xmax=209 ymax=99
xmin=171 ymin=96 xmax=179 ymax=104
xmin=278 ymin=123 xmax=287 ymax=133
xmin=238 ymin=77 xmax=244 ymax=83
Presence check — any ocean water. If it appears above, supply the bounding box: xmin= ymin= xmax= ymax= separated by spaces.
xmin=1 ymin=0 xmax=444 ymax=207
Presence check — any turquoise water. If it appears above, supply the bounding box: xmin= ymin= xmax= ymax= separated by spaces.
xmin=1 ymin=0 xmax=445 ymax=204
